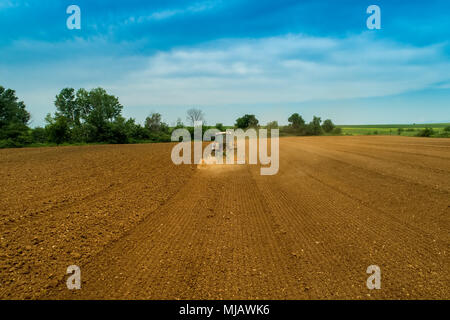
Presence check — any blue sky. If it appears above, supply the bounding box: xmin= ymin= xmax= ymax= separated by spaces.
xmin=1 ymin=0 xmax=449 ymax=126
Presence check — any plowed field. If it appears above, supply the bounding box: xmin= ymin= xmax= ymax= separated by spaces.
xmin=0 ymin=136 xmax=449 ymax=299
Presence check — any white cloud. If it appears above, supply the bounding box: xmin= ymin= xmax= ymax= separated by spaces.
xmin=114 ymin=33 xmax=450 ymax=106
xmin=2 ymin=33 xmax=450 ymax=125
xmin=123 ymin=0 xmax=222 ymax=24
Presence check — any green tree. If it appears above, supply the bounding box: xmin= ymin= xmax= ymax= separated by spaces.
xmin=288 ymin=113 xmax=305 ymax=130
xmin=159 ymin=121 xmax=170 ymax=134
xmin=0 ymin=86 xmax=30 ymax=143
xmin=47 ymin=87 xmax=124 ymax=143
xmin=175 ymin=118 xmax=185 ymax=129
xmin=145 ymin=113 xmax=163 ymax=132
xmin=142 ymin=112 xmax=169 ymax=141
xmin=306 ymin=116 xmax=323 ymax=136
xmin=322 ymin=119 xmax=335 ymax=133
xmin=266 ymin=121 xmax=279 ymax=130
xmin=85 ymin=88 xmax=122 ymax=125
xmin=235 ymin=114 xmax=259 ymax=129
xmin=0 ymin=86 xmax=30 ymax=128
xmin=78 ymin=88 xmax=123 ymax=141
xmin=123 ymin=118 xmax=148 ymax=141
xmin=75 ymin=88 xmax=91 ymax=120
xmin=55 ymin=88 xmax=79 ymax=126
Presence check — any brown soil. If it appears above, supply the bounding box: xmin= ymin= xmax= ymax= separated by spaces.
xmin=0 ymin=136 xmax=448 ymax=299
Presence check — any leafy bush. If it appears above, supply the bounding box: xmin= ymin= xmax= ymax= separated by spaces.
xmin=46 ymin=116 xmax=70 ymax=144
xmin=106 ymin=118 xmax=129 ymax=144
xmin=148 ymin=132 xmax=171 ymax=143
xmin=416 ymin=128 xmax=435 ymax=137
xmin=437 ymin=131 xmax=450 ymax=138
xmin=0 ymin=139 xmax=17 ymax=148
xmin=332 ymin=127 xmax=342 ymax=135
xmin=215 ymin=123 xmax=225 ymax=132
xmin=31 ymin=127 xmax=48 ymax=143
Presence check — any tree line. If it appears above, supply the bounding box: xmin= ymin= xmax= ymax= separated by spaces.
xmin=1 ymin=85 xmax=340 ymax=148
xmin=233 ymin=113 xmax=340 ymax=136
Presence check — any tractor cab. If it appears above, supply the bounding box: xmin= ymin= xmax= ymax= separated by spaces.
xmin=212 ymin=132 xmax=233 ymax=153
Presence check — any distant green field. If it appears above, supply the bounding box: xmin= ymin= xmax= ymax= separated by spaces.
xmin=337 ymin=123 xmax=450 ymax=137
